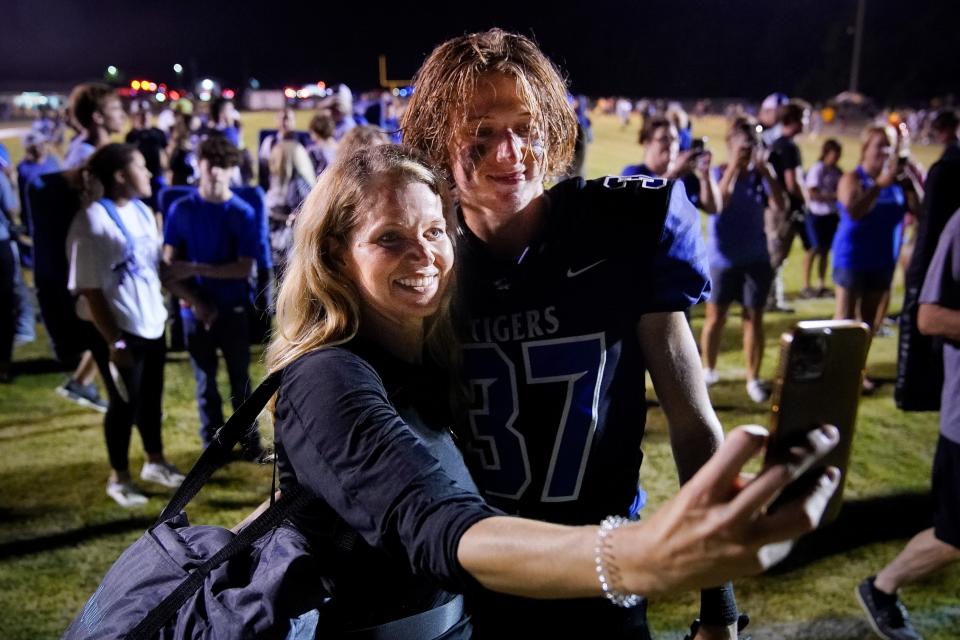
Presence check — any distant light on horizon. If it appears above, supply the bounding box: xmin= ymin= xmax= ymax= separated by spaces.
xmin=200 ymin=78 xmax=214 ymax=91
xmin=106 ymin=65 xmax=118 ymax=76
xmin=173 ymin=63 xmax=183 ymax=74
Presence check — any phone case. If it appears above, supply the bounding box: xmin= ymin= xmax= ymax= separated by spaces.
xmin=768 ymin=320 xmax=872 ymax=524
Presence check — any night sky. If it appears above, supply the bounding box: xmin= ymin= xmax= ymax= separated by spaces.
xmin=2 ymin=0 xmax=958 ymax=104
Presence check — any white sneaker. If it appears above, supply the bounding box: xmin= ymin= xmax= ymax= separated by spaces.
xmin=703 ymin=368 xmax=720 ymax=386
xmin=140 ymin=461 xmax=186 ymax=488
xmin=106 ymin=481 xmax=148 ymax=507
xmin=746 ymin=379 xmax=770 ymax=404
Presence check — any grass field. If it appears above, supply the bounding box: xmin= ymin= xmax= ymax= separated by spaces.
xmin=0 ymin=111 xmax=957 ymax=639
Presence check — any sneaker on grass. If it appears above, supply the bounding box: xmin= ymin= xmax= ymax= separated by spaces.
xmin=856 ymin=576 xmax=922 ymax=640
xmin=141 ymin=461 xmax=185 ymax=488
xmin=106 ymin=481 xmax=148 ymax=508
xmin=746 ymin=379 xmax=770 ymax=404
xmin=56 ymin=378 xmax=108 ymax=413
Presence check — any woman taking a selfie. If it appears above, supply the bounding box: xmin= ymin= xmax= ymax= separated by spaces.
xmin=266 ymin=144 xmax=840 ymax=638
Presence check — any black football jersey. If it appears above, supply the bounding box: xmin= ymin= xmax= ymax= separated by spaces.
xmin=456 ymin=175 xmax=710 ymax=525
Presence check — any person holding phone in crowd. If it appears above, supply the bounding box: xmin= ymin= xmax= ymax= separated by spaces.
xmin=622 ymin=114 xmax=719 ymax=213
xmin=65 ymin=143 xmax=184 ymax=507
xmin=269 ymin=144 xmax=841 ymax=639
xmin=833 ymin=124 xmax=923 ymax=392
xmin=700 ymin=116 xmax=788 ymax=405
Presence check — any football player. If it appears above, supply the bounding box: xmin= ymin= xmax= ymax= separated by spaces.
xmin=403 ymin=29 xmax=740 ymax=640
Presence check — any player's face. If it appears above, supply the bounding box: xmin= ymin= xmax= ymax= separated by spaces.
xmin=98 ymin=97 xmax=127 ymax=134
xmin=448 ymin=73 xmax=546 ymax=219
xmin=646 ymin=124 xmax=679 ymax=174
xmin=343 ymin=180 xmax=453 ymax=329
xmin=120 ymin=151 xmax=153 ymax=198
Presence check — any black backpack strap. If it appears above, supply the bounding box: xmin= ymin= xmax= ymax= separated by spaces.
xmin=125 ymin=483 xmax=313 ymax=640
xmin=157 ymin=369 xmax=283 ymax=523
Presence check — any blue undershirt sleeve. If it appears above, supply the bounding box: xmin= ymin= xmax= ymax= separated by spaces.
xmin=646 ymin=181 xmax=711 ymax=312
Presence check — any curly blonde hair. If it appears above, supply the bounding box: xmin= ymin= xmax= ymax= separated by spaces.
xmin=401 ymin=29 xmax=577 ymax=180
xmin=265 ymin=144 xmax=459 ymax=385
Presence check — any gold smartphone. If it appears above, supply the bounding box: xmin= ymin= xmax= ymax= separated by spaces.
xmin=764 ymin=320 xmax=872 ymax=524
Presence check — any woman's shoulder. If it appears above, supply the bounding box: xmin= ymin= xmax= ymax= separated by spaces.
xmin=283 ymin=346 xmax=384 ymax=391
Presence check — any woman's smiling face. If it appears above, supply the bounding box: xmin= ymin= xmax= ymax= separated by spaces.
xmin=342 ymin=178 xmax=454 ymax=329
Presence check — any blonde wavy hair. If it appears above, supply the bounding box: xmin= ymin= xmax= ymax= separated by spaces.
xmin=401 ymin=28 xmax=577 ymax=180
xmin=265 ymin=144 xmax=459 ymax=388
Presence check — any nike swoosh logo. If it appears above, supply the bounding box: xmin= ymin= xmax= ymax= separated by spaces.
xmin=566 ymin=259 xmax=607 ymax=278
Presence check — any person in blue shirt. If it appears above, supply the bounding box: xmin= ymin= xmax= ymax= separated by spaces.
xmin=699 ymin=116 xmax=788 ymax=404
xmin=162 ymin=136 xmax=264 ymax=457
xmin=17 ymin=132 xmax=61 ymax=255
xmin=622 ymin=114 xmax=719 ymax=213
xmin=834 ymin=124 xmax=922 ymax=391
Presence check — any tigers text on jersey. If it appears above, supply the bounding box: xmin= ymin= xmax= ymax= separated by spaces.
xmin=455 ymin=175 xmax=710 ymax=525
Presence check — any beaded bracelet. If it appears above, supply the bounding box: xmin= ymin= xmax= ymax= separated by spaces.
xmin=595 ymin=515 xmax=643 ymax=608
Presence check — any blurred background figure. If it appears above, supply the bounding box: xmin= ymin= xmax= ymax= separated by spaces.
xmin=802 ymin=138 xmax=843 ymax=298
xmin=700 ymin=116 xmax=787 ymax=404
xmin=125 ymin=100 xmax=168 ymax=211
xmin=320 ymin=84 xmax=360 ymax=141
xmin=265 ymin=125 xmax=314 ymax=280
xmin=204 ymin=97 xmax=241 ymax=147
xmin=766 ymin=100 xmax=811 ymax=313
xmin=167 ymin=106 xmax=199 ymax=186
xmin=896 ymin=108 xmax=960 ymax=412
xmin=63 ymin=83 xmax=126 ymax=170
xmin=615 ymin=96 xmax=632 ymax=128
xmin=16 ymin=131 xmax=61 ymax=268
xmin=161 ymin=137 xmax=265 ymax=458
xmin=858 ymin=208 xmax=960 ymax=640
xmin=66 ymin=143 xmax=181 ymax=506
xmin=834 ymin=124 xmax=923 ymax=392
xmin=58 ymin=82 xmax=127 ymax=411
xmin=333 ymin=124 xmax=389 ymax=165
xmin=306 ymin=111 xmax=337 ymax=176
xmin=0 ymin=143 xmax=21 ymax=382
xmin=759 ymin=92 xmax=789 ymax=147
xmin=622 ymin=114 xmax=718 ymax=213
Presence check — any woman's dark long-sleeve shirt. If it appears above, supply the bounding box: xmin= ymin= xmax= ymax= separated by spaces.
xmin=274 ymin=340 xmax=499 ymax=630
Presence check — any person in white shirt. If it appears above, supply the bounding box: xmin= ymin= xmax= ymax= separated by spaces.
xmin=802 ymin=139 xmax=843 ymax=297
xmin=66 ymin=143 xmax=184 ymax=507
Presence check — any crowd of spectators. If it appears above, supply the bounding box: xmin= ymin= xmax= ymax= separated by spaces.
xmin=1 ymin=64 xmax=958 ymax=639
